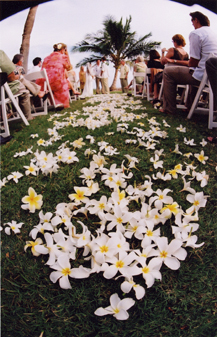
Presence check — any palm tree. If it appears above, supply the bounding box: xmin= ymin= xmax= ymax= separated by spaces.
xmin=72 ymin=16 xmax=161 ymax=91
xmin=20 ymin=6 xmax=38 ymax=72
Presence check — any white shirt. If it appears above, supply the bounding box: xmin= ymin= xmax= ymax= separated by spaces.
xmin=27 ymin=65 xmax=41 ymax=74
xmin=101 ymin=62 xmax=109 ymax=78
xmin=189 ymin=26 xmax=217 ymax=81
xmin=94 ymin=64 xmax=101 ymax=78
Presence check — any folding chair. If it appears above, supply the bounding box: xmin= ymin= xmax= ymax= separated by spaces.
xmin=0 ymin=69 xmax=29 ymax=137
xmin=24 ymin=69 xmax=56 ymax=115
xmin=133 ymin=72 xmax=146 ymax=98
xmin=187 ymin=70 xmax=216 ymax=129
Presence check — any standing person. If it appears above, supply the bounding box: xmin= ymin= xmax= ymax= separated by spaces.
xmin=37 ymin=43 xmax=72 ymax=108
xmin=80 ymin=63 xmax=95 ymax=98
xmin=119 ymin=59 xmax=129 ymax=93
xmin=27 ymin=57 xmax=42 ymax=74
xmin=0 ymin=50 xmax=32 ymax=120
xmin=101 ymin=56 xmax=109 ymax=94
xmin=79 ymin=66 xmax=86 ymax=94
xmin=94 ymin=59 xmax=102 ymax=94
xmin=160 ymin=11 xmax=217 ymax=114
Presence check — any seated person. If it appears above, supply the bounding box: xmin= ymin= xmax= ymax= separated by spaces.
xmin=160 ymin=11 xmax=217 ymax=114
xmin=146 ymin=49 xmax=164 ymax=100
xmin=0 ymin=50 xmax=33 ymax=120
xmin=152 ymin=35 xmax=189 ymax=104
xmin=27 ymin=57 xmax=42 ymax=74
xmin=12 ymin=53 xmax=46 ymax=99
xmin=125 ymin=56 xmax=147 ymax=91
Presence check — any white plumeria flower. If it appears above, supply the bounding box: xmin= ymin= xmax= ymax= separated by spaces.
xmin=149 ymin=188 xmax=173 ymax=209
xmin=50 ymin=254 xmax=90 ymax=289
xmin=103 ymin=251 xmax=140 ymax=279
xmin=183 ymin=234 xmax=204 ymax=249
xmin=68 ymin=186 xmax=90 ymax=204
xmin=138 ymin=258 xmax=162 ymax=288
xmin=179 ymin=177 xmax=195 ymax=194
xmin=30 ymin=133 xmax=39 ymax=138
xmin=200 ymin=138 xmax=207 ymax=147
xmin=194 ymin=150 xmax=208 ymax=164
xmin=92 ymin=153 xmax=107 ymax=168
xmin=29 ymin=222 xmax=54 ymax=240
xmin=172 ymin=144 xmax=182 ymax=155
xmin=183 ymin=152 xmax=193 ymax=158
xmin=7 ymin=171 xmax=23 ymax=183
xmin=34 ymin=232 xmax=61 ymax=265
xmin=86 ymin=135 xmax=95 ymax=143
xmin=88 ymin=195 xmax=110 ymax=217
xmin=194 ymin=171 xmax=209 ymax=187
xmin=108 ymin=231 xmax=130 ymax=253
xmin=105 ymin=205 xmax=132 ymax=232
xmin=176 ymin=125 xmax=186 ymax=132
xmin=121 ymin=277 xmax=145 ymax=300
xmin=183 ymin=137 xmax=196 ymax=146
xmin=4 ymin=220 xmax=24 ymax=235
xmin=0 ymin=177 xmax=8 ymax=188
xmin=91 ymin=233 xmax=117 ymax=265
xmin=150 ymin=154 xmax=163 ymax=169
xmin=24 ymin=238 xmax=45 ymax=256
xmin=21 ymin=187 xmax=43 ymax=213
xmin=71 ymin=138 xmax=85 ymax=148
xmin=24 ymin=162 xmax=39 ymax=176
xmin=37 ymin=138 xmax=46 ymax=146
xmin=94 ymin=293 xmax=135 ymax=320
xmin=186 ymin=192 xmax=208 ymax=214
xmin=153 ymin=237 xmax=187 ymax=270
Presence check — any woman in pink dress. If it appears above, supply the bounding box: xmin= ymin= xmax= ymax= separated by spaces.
xmin=38 ymin=43 xmax=72 ymax=108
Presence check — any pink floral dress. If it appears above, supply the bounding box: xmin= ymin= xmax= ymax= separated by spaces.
xmin=37 ymin=52 xmax=71 ymax=108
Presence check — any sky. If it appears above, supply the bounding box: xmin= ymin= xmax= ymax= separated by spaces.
xmin=1 ymin=0 xmax=217 ymax=86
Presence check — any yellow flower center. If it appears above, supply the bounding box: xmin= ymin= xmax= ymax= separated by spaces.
xmin=99 ymin=203 xmax=105 ymax=210
xmin=100 ymin=245 xmax=108 ymax=253
xmin=29 ymin=167 xmax=34 ymax=172
xmin=116 ymin=217 xmax=123 ymax=224
xmin=146 ymin=230 xmax=153 ymax=236
xmin=142 ymin=266 xmax=149 ymax=274
xmin=159 ymin=195 xmax=163 ymax=200
xmin=198 ymin=155 xmax=204 ymax=161
xmin=116 ymin=260 xmax=124 ymax=268
xmin=160 ymin=250 xmax=168 ymax=258
xmin=62 ymin=268 xmax=71 ymax=276
xmin=193 ymin=200 xmax=200 ymax=206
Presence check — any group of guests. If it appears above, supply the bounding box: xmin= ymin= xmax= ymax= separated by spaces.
xmin=148 ymin=11 xmax=217 ymax=114
xmin=1 ymin=11 xmax=217 ymax=128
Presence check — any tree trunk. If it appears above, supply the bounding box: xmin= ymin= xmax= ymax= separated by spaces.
xmin=110 ymin=67 xmax=119 ymax=91
xmin=20 ymin=6 xmax=38 ymax=72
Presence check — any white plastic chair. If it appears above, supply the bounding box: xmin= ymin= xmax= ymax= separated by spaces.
xmin=133 ymin=72 xmax=147 ymax=98
xmin=187 ymin=69 xmax=216 ymax=129
xmin=24 ymin=69 xmax=56 ymax=115
xmin=0 ymin=69 xmax=29 ymax=137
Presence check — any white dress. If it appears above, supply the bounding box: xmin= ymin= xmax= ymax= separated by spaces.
xmin=80 ymin=63 xmax=94 ymax=98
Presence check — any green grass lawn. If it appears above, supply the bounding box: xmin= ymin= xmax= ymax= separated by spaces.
xmin=1 ymin=93 xmax=217 ymax=337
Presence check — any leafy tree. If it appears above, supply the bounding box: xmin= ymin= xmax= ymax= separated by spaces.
xmin=72 ymin=15 xmax=161 ymax=90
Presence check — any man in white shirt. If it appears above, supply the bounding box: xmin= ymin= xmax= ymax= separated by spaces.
xmin=119 ymin=60 xmax=129 ymax=93
xmin=94 ymin=59 xmax=102 ymax=94
xmin=160 ymin=11 xmax=217 ymax=114
xmin=27 ymin=57 xmax=42 ymax=74
xmin=101 ymin=56 xmax=110 ymax=94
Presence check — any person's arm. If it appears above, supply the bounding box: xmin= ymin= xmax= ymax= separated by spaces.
xmin=188 ymin=57 xmax=199 ymax=68
xmin=7 ymin=71 xmax=18 ymax=82
xmin=161 ymin=48 xmax=174 ymax=65
xmin=162 ymin=58 xmax=189 ymax=66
